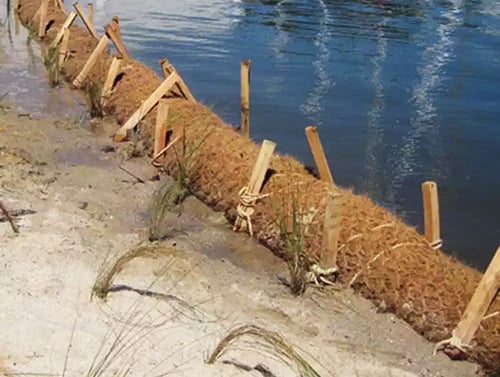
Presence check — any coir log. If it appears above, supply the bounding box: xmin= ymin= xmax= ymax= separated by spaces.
xmin=16 ymin=0 xmax=499 ymax=371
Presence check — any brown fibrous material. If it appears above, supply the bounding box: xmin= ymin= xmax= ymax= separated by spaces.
xmin=16 ymin=0 xmax=499 ymax=371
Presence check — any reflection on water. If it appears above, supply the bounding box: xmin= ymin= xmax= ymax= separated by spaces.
xmin=11 ymin=0 xmax=500 ymax=269
xmin=386 ymin=0 xmax=465 ymax=207
xmin=300 ymin=0 xmax=335 ymax=126
xmin=362 ymin=9 xmax=388 ymax=202
xmin=0 ymin=0 xmax=85 ymax=117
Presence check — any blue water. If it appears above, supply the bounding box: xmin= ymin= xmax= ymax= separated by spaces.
xmin=33 ymin=1 xmax=500 ymax=269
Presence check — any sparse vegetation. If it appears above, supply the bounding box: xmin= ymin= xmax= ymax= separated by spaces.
xmin=92 ymin=243 xmax=179 ymax=300
xmin=149 ymin=175 xmax=189 ymax=241
xmin=277 ymin=197 xmax=313 ymax=296
xmin=207 ymin=324 xmax=326 ymax=377
xmin=173 ymin=125 xmax=211 ymax=192
xmin=86 ymin=80 xmax=104 ymax=118
xmin=148 ymin=127 xmax=213 ymax=240
xmin=41 ymin=45 xmax=60 ymax=87
xmin=85 ymin=286 xmax=176 ymax=377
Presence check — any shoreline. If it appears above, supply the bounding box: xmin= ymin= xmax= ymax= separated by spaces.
xmin=9 ymin=0 xmax=500 ymax=371
xmin=0 ymin=102 xmax=480 ymax=377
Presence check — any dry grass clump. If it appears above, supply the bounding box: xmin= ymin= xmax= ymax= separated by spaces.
xmin=86 ymin=80 xmax=104 ymax=118
xmin=92 ymin=243 xmax=179 ymax=299
xmin=41 ymin=45 xmax=60 ymax=87
xmin=173 ymin=125 xmax=213 ymax=191
xmin=85 ymin=291 xmax=175 ymax=377
xmin=207 ymin=324 xmax=326 ymax=377
xmin=148 ymin=175 xmax=189 ymax=241
xmin=277 ymin=198 xmax=314 ymax=296
xmin=149 ymin=127 xmax=213 ymax=241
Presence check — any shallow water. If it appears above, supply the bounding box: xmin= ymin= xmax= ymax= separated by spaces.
xmin=0 ymin=1 xmax=84 ymax=118
xmin=4 ymin=0 xmax=500 ymax=270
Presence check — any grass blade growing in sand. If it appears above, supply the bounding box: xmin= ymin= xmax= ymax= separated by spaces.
xmin=207 ymin=324 xmax=327 ymax=377
xmin=277 ymin=196 xmax=313 ymax=296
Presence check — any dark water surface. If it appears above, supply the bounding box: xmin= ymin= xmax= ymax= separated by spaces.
xmin=9 ymin=0 xmax=500 ymax=269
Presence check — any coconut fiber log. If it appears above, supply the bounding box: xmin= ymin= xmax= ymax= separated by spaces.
xmin=17 ymin=0 xmax=499 ymax=371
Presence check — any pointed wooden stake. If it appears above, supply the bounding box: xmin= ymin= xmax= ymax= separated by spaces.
xmin=54 ymin=0 xmax=66 ymax=13
xmin=14 ymin=0 xmax=20 ymax=36
xmin=154 ymin=99 xmax=169 ymax=162
xmin=240 ymin=59 xmax=250 ymax=138
xmin=104 ymin=17 xmax=131 ymax=59
xmin=422 ymin=181 xmax=441 ymax=249
xmin=38 ymin=0 xmax=48 ymax=37
xmin=453 ymin=246 xmax=500 ymax=346
xmin=100 ymin=56 xmax=122 ymax=105
xmin=160 ymin=58 xmax=196 ymax=102
xmin=322 ymin=191 xmax=341 ymax=268
xmin=114 ymin=72 xmax=179 ymax=142
xmin=87 ymin=3 xmax=94 ymax=31
xmin=233 ymin=140 xmax=276 ymax=235
xmin=73 ymin=2 xmax=98 ymax=40
xmin=305 ymin=126 xmax=339 ymax=269
xmin=72 ymin=34 xmax=109 ymax=88
xmin=58 ymin=28 xmax=71 ymax=68
xmin=32 ymin=3 xmax=42 ymax=24
xmin=51 ymin=11 xmax=77 ymax=48
xmin=305 ymin=126 xmax=335 ymax=189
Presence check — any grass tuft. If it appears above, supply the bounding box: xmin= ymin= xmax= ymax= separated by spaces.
xmin=92 ymin=243 xmax=179 ymax=300
xmin=147 ymin=126 xmax=213 ymax=241
xmin=207 ymin=324 xmax=325 ymax=377
xmin=149 ymin=175 xmax=189 ymax=241
xmin=173 ymin=125 xmax=212 ymax=192
xmin=41 ymin=46 xmax=60 ymax=87
xmin=86 ymin=81 xmax=104 ymax=118
xmin=278 ymin=197 xmax=312 ymax=296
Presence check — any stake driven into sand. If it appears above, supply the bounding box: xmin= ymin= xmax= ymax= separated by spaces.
xmin=101 ymin=56 xmax=122 ymax=105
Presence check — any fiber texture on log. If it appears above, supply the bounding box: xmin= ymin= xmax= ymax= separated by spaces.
xmin=17 ymin=0 xmax=499 ymax=370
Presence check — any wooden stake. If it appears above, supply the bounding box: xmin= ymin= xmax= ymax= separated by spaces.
xmin=240 ymin=59 xmax=250 ymax=138
xmin=322 ymin=191 xmax=341 ymax=268
xmin=104 ymin=17 xmax=131 ymax=59
xmin=160 ymin=58 xmax=196 ymax=102
xmin=55 ymin=0 xmax=66 ymax=13
xmin=51 ymin=11 xmax=77 ymax=48
xmin=73 ymin=2 xmax=98 ymax=40
xmin=453 ymin=246 xmax=500 ymax=345
xmin=32 ymin=4 xmax=42 ymax=24
xmin=72 ymin=34 xmax=109 ymax=88
xmin=58 ymin=28 xmax=70 ymax=68
xmin=100 ymin=56 xmax=122 ymax=105
xmin=114 ymin=72 xmax=179 ymax=142
xmin=38 ymin=0 xmax=48 ymax=37
xmin=421 ymin=181 xmax=441 ymax=248
xmin=233 ymin=140 xmax=276 ymax=234
xmin=305 ymin=126 xmax=335 ymax=189
xmin=154 ymin=99 xmax=169 ymax=162
xmin=14 ymin=0 xmax=20 ymax=36
xmin=87 ymin=3 xmax=94 ymax=31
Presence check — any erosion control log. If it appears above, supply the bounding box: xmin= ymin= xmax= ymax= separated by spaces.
xmin=16 ymin=0 xmax=499 ymax=371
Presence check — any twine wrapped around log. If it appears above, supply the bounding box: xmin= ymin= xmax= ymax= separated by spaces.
xmin=16 ymin=0 xmax=500 ymax=371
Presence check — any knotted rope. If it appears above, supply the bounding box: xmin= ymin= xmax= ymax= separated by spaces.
xmin=433 ymin=330 xmax=470 ymax=355
xmin=430 ymin=238 xmax=443 ymax=250
xmin=234 ymin=186 xmax=270 ymax=237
